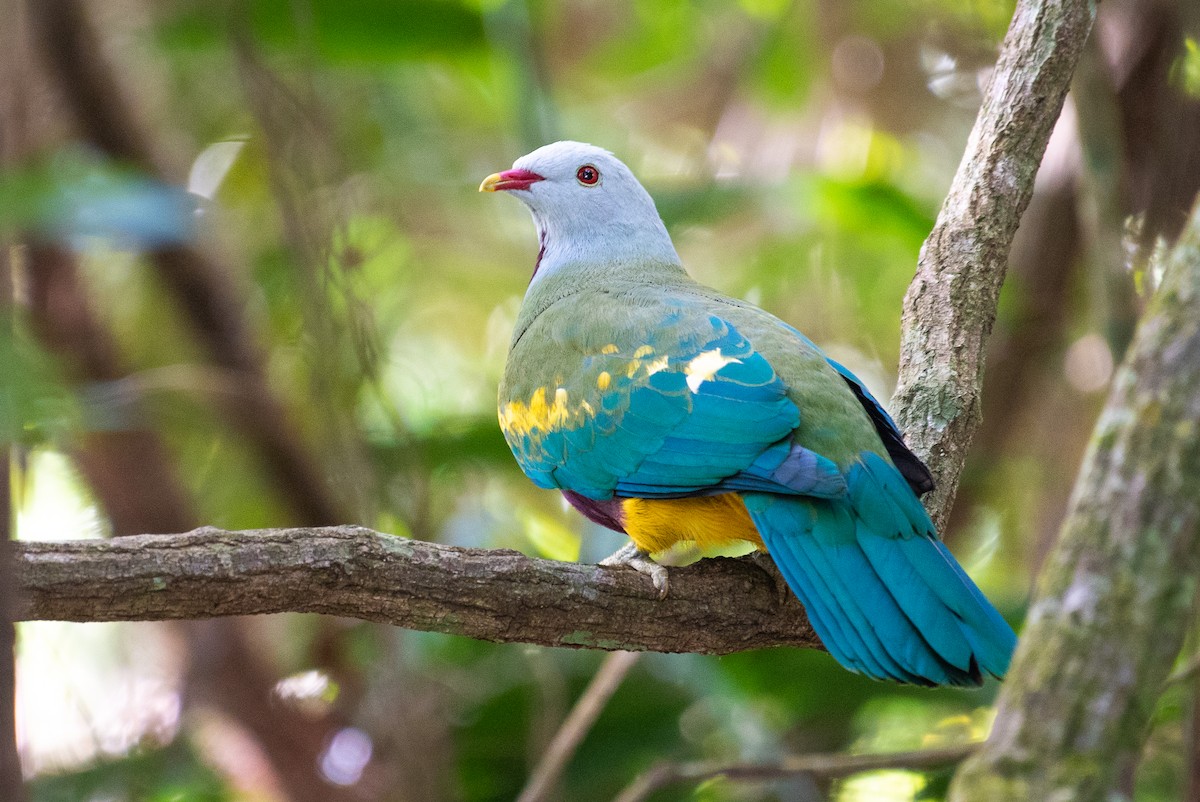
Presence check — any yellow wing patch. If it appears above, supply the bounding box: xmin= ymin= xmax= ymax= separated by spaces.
xmin=500 ymin=342 xmax=680 ymax=451
xmin=498 ymin=386 xmax=594 ymax=440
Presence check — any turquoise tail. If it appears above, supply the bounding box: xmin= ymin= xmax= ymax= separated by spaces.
xmin=744 ymin=453 xmax=1016 ymax=687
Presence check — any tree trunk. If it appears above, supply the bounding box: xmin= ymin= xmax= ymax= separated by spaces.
xmin=949 ymin=199 xmax=1200 ymax=799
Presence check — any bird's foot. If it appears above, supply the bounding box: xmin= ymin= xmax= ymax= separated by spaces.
xmin=600 ymin=543 xmax=669 ymax=599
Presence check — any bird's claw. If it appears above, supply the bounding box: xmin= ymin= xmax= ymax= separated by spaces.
xmin=600 ymin=543 xmax=670 ymax=599
xmin=599 ymin=542 xmax=640 ymax=566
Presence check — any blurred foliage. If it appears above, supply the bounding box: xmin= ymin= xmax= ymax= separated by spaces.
xmin=28 ymin=740 xmax=228 ymax=802
xmin=0 ymin=153 xmax=192 ymax=246
xmin=1173 ymin=37 xmax=1200 ymax=98
xmin=6 ymin=0 xmax=1192 ymax=800
xmin=0 ymin=325 xmax=78 ymax=448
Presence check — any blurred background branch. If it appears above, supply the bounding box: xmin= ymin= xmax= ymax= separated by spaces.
xmin=1 ymin=457 xmax=24 ymax=802
xmin=0 ymin=478 xmax=23 ymax=802
xmin=516 ymin=651 xmax=641 ymax=802
xmin=1 ymin=2 xmax=30 ymax=798
xmin=1 ymin=270 xmax=27 ymax=802
xmin=615 ymin=743 xmax=978 ymax=802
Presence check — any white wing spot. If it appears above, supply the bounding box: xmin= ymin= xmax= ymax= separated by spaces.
xmin=685 ymin=350 xmax=740 ymax=393
xmin=645 ymin=355 xmax=670 ymax=376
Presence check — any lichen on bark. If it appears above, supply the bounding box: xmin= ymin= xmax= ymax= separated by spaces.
xmin=949 ymin=200 xmax=1200 ymax=800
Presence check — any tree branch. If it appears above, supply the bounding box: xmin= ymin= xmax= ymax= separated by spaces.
xmin=11 ymin=527 xmax=820 ymax=655
xmin=614 ymin=743 xmax=978 ymax=802
xmin=891 ymin=0 xmax=1097 ymax=528
xmin=949 ymin=200 xmax=1200 ymax=799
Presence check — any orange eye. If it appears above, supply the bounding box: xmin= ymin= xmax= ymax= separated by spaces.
xmin=576 ymin=164 xmax=600 ymax=186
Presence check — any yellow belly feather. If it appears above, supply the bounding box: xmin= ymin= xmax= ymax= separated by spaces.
xmin=621 ymin=493 xmax=764 ymax=554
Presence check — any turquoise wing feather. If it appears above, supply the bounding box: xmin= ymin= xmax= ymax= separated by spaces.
xmin=500 ymin=307 xmax=845 ymax=501
xmin=745 ymin=453 xmax=1016 ymax=686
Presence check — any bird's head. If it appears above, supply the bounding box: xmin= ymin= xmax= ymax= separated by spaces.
xmin=480 ymin=141 xmax=680 ymax=285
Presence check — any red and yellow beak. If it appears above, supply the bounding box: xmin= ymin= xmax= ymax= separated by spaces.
xmin=479 ymin=169 xmax=545 ymax=192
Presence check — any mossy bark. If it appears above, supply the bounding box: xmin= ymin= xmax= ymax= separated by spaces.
xmin=950 ymin=202 xmax=1200 ymax=800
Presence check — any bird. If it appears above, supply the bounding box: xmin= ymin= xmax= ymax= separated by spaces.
xmin=480 ymin=141 xmax=1016 ymax=686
